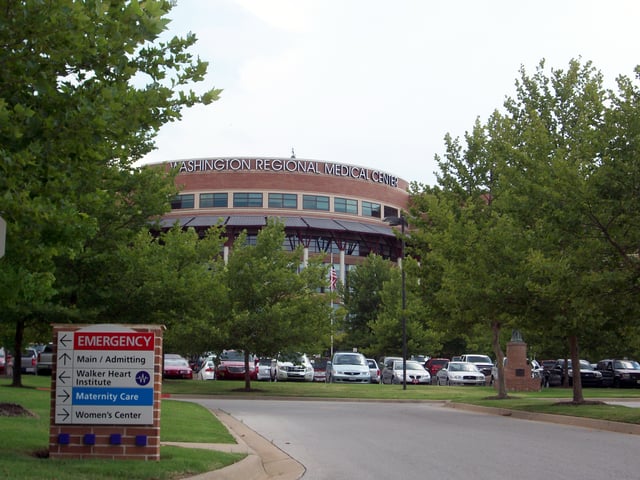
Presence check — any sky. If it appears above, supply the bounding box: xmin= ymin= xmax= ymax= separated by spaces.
xmin=138 ymin=0 xmax=640 ymax=186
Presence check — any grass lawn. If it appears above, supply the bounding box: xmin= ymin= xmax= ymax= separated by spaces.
xmin=2 ymin=374 xmax=639 ymax=479
xmin=163 ymin=376 xmax=640 ymax=425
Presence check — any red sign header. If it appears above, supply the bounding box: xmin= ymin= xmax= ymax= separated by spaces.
xmin=74 ymin=332 xmax=155 ymax=351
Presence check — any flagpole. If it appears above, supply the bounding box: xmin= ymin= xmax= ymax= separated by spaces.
xmin=330 ymin=253 xmax=334 ymax=358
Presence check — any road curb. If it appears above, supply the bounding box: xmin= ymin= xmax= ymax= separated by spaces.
xmin=445 ymin=401 xmax=640 ymax=435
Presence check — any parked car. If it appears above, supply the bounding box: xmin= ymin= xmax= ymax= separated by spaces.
xmin=311 ymin=358 xmax=328 ymax=382
xmin=327 ymin=351 xmax=371 ymax=383
xmin=194 ymin=359 xmax=216 ymax=380
xmin=436 ymin=361 xmax=485 ymax=386
xmin=163 ymin=355 xmax=193 ymax=379
xmin=596 ymin=359 xmax=640 ymax=388
xmin=0 ymin=347 xmax=7 ymax=375
xmin=546 ymin=359 xmax=603 ymax=387
xmin=276 ymin=353 xmax=314 ymax=381
xmin=216 ymin=350 xmax=258 ymax=380
xmin=424 ymin=358 xmax=450 ymax=381
xmin=490 ymin=358 xmax=544 ymax=385
xmin=380 ymin=356 xmax=403 ymax=371
xmin=21 ymin=347 xmax=38 ymax=374
xmin=381 ymin=360 xmax=431 ymax=385
xmin=257 ymin=358 xmax=277 ymax=381
xmin=367 ymin=358 xmax=381 ymax=384
xmin=36 ymin=344 xmax=55 ymax=376
xmin=459 ymin=354 xmax=493 ymax=378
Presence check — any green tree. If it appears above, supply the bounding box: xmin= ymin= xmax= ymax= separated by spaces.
xmin=338 ymin=254 xmax=392 ymax=352
xmin=368 ymin=256 xmax=442 ymax=360
xmin=496 ymin=59 xmax=640 ymax=402
xmin=411 ymin=58 xmax=640 ymax=403
xmin=0 ymin=1 xmax=220 ymax=386
xmin=99 ymin=225 xmax=228 ymax=357
xmin=222 ymin=219 xmax=332 ymax=391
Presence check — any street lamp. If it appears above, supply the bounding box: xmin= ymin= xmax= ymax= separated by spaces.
xmin=384 ymin=214 xmax=407 ymax=390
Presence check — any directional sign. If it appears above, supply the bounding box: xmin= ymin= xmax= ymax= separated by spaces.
xmin=54 ymin=327 xmax=156 ymax=425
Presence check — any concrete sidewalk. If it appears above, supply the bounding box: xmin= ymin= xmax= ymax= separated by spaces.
xmin=163 ymin=409 xmax=305 ymax=480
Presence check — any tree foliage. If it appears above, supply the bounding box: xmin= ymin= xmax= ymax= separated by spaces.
xmin=0 ymin=1 xmax=220 ymax=386
xmin=409 ymin=59 xmax=640 ymax=402
xmin=338 ymin=254 xmax=392 ymax=352
xmin=221 ymin=219 xmax=332 ymax=390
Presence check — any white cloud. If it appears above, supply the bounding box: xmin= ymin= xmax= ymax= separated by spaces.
xmin=141 ymin=0 xmax=640 ymax=186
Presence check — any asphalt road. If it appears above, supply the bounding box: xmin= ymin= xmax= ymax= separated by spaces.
xmin=188 ymin=398 xmax=640 ymax=480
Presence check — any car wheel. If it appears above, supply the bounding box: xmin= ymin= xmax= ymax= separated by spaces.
xmin=613 ymin=377 xmax=620 ymax=388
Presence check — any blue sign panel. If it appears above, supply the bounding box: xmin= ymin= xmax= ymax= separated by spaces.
xmin=73 ymin=387 xmax=154 ymax=406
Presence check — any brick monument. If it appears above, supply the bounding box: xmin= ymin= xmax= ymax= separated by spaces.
xmin=501 ymin=329 xmax=541 ymax=392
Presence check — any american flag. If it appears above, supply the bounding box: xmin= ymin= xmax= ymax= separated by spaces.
xmin=329 ymin=266 xmax=337 ymax=291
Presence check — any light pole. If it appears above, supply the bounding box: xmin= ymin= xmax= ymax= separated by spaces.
xmin=384 ymin=214 xmax=407 ymax=390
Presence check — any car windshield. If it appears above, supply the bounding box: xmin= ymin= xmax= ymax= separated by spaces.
xmin=259 ymin=358 xmax=273 ymax=366
xmin=448 ymin=362 xmax=479 ymax=372
xmin=165 ymin=358 xmax=189 ymax=367
xmin=430 ymin=359 xmax=448 ymax=366
xmin=313 ymin=359 xmax=328 ymax=369
xmin=561 ymin=360 xmax=593 ymax=369
xmin=220 ymin=351 xmax=246 ymax=361
xmin=334 ymin=354 xmax=365 ymax=366
xmin=615 ymin=360 xmax=640 ymax=369
xmin=466 ymin=355 xmax=491 ymax=363
xmin=367 ymin=360 xmax=377 ymax=368
xmin=279 ymin=353 xmax=305 ymax=363
xmin=395 ymin=361 xmax=423 ymax=370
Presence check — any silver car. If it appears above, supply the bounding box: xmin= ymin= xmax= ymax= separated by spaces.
xmin=381 ymin=360 xmax=431 ymax=385
xmin=327 ymin=352 xmax=371 ymax=383
xmin=257 ymin=358 xmax=277 ymax=381
xmin=436 ymin=361 xmax=485 ymax=386
xmin=367 ymin=358 xmax=381 ymax=383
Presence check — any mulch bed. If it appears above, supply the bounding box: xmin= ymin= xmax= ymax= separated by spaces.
xmin=0 ymin=402 xmax=36 ymax=417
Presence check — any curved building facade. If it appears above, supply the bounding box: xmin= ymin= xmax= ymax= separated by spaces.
xmin=150 ymin=156 xmax=409 ymax=283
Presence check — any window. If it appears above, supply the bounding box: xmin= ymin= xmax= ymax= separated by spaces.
xmin=383 ymin=206 xmax=399 ymax=219
xmin=233 ymin=192 xmax=263 ymax=208
xmin=362 ymin=201 xmax=381 ymax=218
xmin=170 ymin=194 xmax=194 ymax=209
xmin=303 ymin=195 xmax=329 ymax=211
xmin=200 ymin=193 xmax=228 ymax=208
xmin=269 ymin=193 xmax=298 ymax=209
xmin=334 ymin=197 xmax=358 ymax=214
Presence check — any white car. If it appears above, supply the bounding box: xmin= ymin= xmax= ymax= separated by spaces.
xmin=276 ymin=353 xmax=314 ymax=381
xmin=436 ymin=361 xmax=485 ymax=386
xmin=381 ymin=360 xmax=431 ymax=385
xmin=257 ymin=358 xmax=277 ymax=381
xmin=327 ymin=352 xmax=371 ymax=384
xmin=195 ymin=359 xmax=216 ymax=380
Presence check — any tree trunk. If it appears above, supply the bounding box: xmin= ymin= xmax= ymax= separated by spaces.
xmin=569 ymin=334 xmax=584 ymax=403
xmin=244 ymin=350 xmax=251 ymax=391
xmin=491 ymin=321 xmax=508 ymax=398
xmin=11 ymin=318 xmax=25 ymax=387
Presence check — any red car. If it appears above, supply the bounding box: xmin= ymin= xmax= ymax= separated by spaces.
xmin=216 ymin=350 xmax=258 ymax=380
xmin=424 ymin=358 xmax=450 ymax=381
xmin=163 ymin=356 xmax=193 ymax=379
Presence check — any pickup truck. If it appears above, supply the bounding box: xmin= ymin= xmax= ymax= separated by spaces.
xmin=459 ymin=354 xmax=494 ymax=378
xmin=36 ymin=344 xmax=54 ymax=375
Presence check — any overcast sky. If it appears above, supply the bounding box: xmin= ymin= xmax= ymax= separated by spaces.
xmin=138 ymin=0 xmax=640 ymax=186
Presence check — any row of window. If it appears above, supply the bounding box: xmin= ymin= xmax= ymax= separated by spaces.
xmin=171 ymin=192 xmax=400 ymax=219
